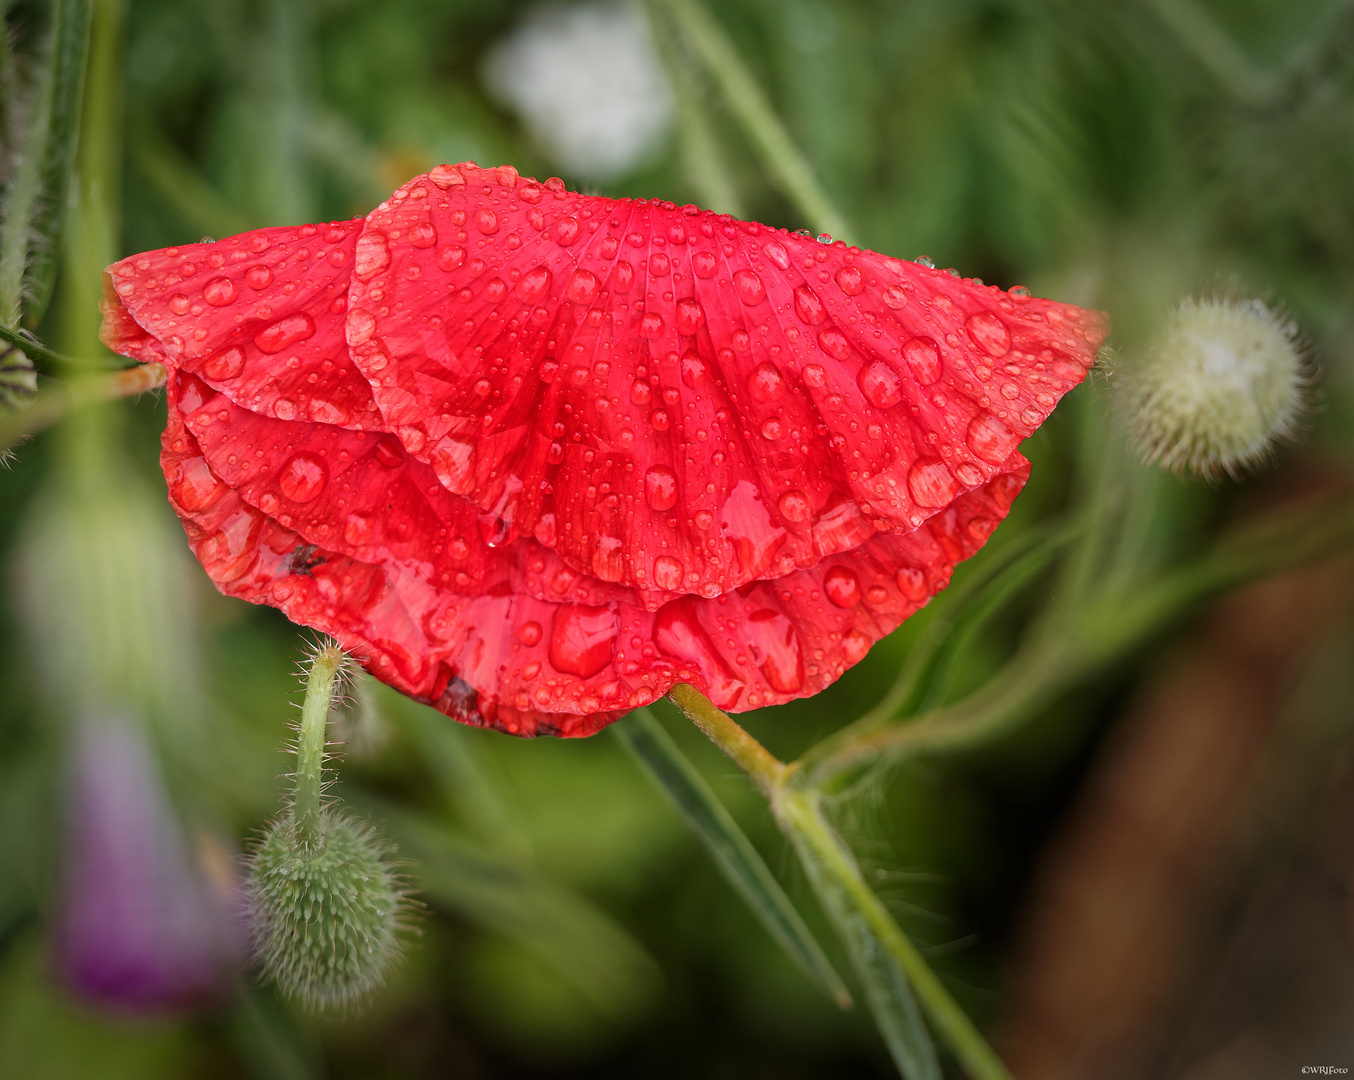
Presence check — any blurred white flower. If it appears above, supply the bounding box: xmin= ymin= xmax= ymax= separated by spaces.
xmin=484 ymin=2 xmax=674 ymax=181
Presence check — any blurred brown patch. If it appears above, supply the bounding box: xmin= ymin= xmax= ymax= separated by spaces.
xmin=1000 ymin=475 xmax=1354 ymax=1080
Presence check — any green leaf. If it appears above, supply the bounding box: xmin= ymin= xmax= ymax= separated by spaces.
xmin=613 ymin=708 xmax=852 ymax=1008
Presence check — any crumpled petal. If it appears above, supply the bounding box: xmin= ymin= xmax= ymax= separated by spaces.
xmin=106 ymin=163 xmax=1108 ymax=738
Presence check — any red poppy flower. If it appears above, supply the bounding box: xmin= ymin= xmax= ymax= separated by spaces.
xmin=101 ymin=163 xmax=1106 ymax=737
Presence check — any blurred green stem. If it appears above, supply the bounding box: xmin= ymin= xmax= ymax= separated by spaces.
xmin=293 ymin=645 xmax=344 ymax=849
xmin=654 ymin=0 xmax=855 ymax=243
xmin=0 ymin=362 xmax=165 ymax=453
xmin=668 ymin=683 xmax=1012 ymax=1079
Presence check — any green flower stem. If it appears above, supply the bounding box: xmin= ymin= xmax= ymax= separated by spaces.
xmin=654 ymin=0 xmax=856 ymax=245
xmin=670 ymin=683 xmax=1011 ymax=1078
xmin=666 ymin=682 xmax=789 ymax=792
xmin=293 ymin=644 xmax=345 ymax=848
xmin=799 ymin=489 xmax=1354 ymax=789
xmin=0 ymin=361 xmax=166 ymax=453
xmin=0 ymin=323 xmax=75 ymax=370
xmin=773 ymin=785 xmax=1012 ymax=1080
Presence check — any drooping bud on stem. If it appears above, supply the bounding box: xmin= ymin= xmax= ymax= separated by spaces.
xmin=246 ymin=640 xmax=411 ymax=1014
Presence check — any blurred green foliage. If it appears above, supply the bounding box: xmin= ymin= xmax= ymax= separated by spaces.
xmin=0 ymin=0 xmax=1351 ymax=1075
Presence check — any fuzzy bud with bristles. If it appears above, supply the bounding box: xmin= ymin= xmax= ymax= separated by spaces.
xmin=248 ymin=809 xmax=406 ymax=1014
xmin=1122 ymin=295 xmax=1308 ymax=478
xmin=246 ymin=639 xmax=412 ymax=1014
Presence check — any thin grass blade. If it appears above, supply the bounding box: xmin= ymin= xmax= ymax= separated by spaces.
xmin=614 ymin=708 xmax=851 ymax=1008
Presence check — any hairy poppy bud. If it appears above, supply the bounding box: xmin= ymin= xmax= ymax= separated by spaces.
xmin=1122 ymin=295 xmax=1307 ymax=478
xmin=248 ymin=810 xmax=406 ymax=1014
xmin=246 ymin=642 xmax=409 ymax=1013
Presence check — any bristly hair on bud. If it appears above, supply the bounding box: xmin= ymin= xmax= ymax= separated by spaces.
xmin=1119 ymin=293 xmax=1311 ymax=480
xmin=246 ymin=637 xmax=414 ymax=1014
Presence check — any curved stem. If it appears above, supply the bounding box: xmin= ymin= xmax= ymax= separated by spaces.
xmin=654 ymin=0 xmax=856 ymax=244
xmin=293 ymin=644 xmax=345 ymax=848
xmin=666 ymin=683 xmax=789 ymax=791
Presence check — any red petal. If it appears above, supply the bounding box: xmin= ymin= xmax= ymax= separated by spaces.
xmin=102 ymin=222 xmax=382 ymax=428
xmin=346 ymin=163 xmax=1104 ymax=597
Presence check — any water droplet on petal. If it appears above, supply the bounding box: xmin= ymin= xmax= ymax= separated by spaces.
xmin=823 ymin=567 xmax=862 ymax=607
xmin=817 ymin=328 xmax=851 ymax=361
xmin=842 ymin=629 xmax=871 ymax=665
xmin=734 ymin=269 xmax=766 ymax=305
xmin=245 ymin=265 xmax=272 ymax=290
xmin=431 ymin=436 xmax=475 ymax=494
xmin=344 ymin=513 xmax=372 ymax=545
xmin=965 ymin=311 xmax=1012 ymax=357
xmin=437 ymin=245 xmax=466 ymax=271
xmin=746 ymin=610 xmax=804 ymax=693
xmin=202 ymin=277 xmax=236 ymax=306
xmin=355 ymin=232 xmax=390 ymax=280
xmin=896 ymin=567 xmax=928 ymax=601
xmin=639 ymin=312 xmax=664 ymax=338
xmin=373 ymin=434 xmax=406 ymax=468
xmin=255 ymin=313 xmax=316 ymax=354
xmin=592 ymin=536 xmax=624 ymax=581
xmin=554 ymin=216 xmax=580 ymax=245
xmin=676 ymin=297 xmax=705 ymax=335
xmin=203 ymin=346 xmax=245 ymax=380
xmin=835 ymin=266 xmax=864 ymax=295
xmin=566 ymin=269 xmax=599 ymax=304
xmin=515 ymin=265 xmax=552 ymax=303
xmin=681 ymin=351 xmax=709 ymax=388
xmin=653 ymin=555 xmax=683 ymax=591
xmin=549 ymin=605 xmax=617 ymax=678
xmin=779 ymin=490 xmax=811 ymax=522
xmin=907 ymin=458 xmax=958 ymax=508
xmin=902 ymin=336 xmax=942 ymax=384
xmin=645 ymin=465 xmax=678 ymax=511
xmin=915 ymin=255 xmax=936 ymax=269
xmin=748 ymin=362 xmax=784 ymax=402
xmin=964 ymin=411 xmax=1019 ymax=465
xmin=857 ymin=361 xmax=903 ymax=408
xmin=882 ymin=286 xmax=907 ymax=309
xmin=173 ymin=457 xmax=227 ymax=511
xmin=535 ymin=513 xmax=558 ymax=547
xmin=519 ymin=621 xmax=542 ymax=646
xmin=693 ymin=251 xmax=717 ymax=278
xmin=410 ymin=221 xmax=437 ymax=248
xmin=476 ymin=208 xmax=499 ymax=235
xmin=955 ymin=462 xmax=984 ymax=486
xmin=278 ymin=452 xmax=328 ymax=503
xmin=1009 ymin=286 xmax=1031 ymax=298
xmin=762 ymin=241 xmax=790 ymax=270
xmin=169 ymin=293 xmax=190 ymax=314
xmin=653 ymin=598 xmax=742 ymax=702
xmin=793 ymin=285 xmax=826 ymax=325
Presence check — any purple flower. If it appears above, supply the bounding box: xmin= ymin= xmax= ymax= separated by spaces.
xmin=53 ymin=716 xmax=242 ymax=1013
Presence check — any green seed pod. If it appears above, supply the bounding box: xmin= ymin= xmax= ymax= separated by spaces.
xmin=248 ymin=809 xmax=407 ymax=1014
xmin=1123 ymin=295 xmax=1308 ymax=479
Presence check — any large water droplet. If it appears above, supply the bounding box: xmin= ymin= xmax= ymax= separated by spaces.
xmin=762 ymin=241 xmax=790 ymax=270
xmin=778 ymin=490 xmax=810 ymax=522
xmin=202 ymin=277 xmax=237 ymax=307
xmin=842 ymin=629 xmax=871 ymax=665
xmin=437 ymin=245 xmax=466 ymax=271
xmin=515 ymin=265 xmax=552 ymax=303
xmin=681 ymin=351 xmax=708 ymax=389
xmin=676 ymin=297 xmax=705 ymax=336
xmin=202 ymin=345 xmax=245 ymax=381
xmin=817 ymin=328 xmax=851 ymax=361
xmin=653 ymin=598 xmax=742 ymax=703
xmin=245 ymin=265 xmax=272 ymax=290
xmin=476 ymin=208 xmax=499 ymax=235
xmin=592 ymin=536 xmax=624 ymax=581
xmin=965 ymin=311 xmax=1012 ymax=357
xmin=966 ymin=411 xmax=1020 ymax=464
xmin=835 ymin=266 xmax=864 ymax=295
xmin=548 ymin=605 xmax=617 ymax=678
xmin=693 ymin=251 xmax=717 ymax=278
xmin=278 ymin=452 xmax=328 ymax=503
xmin=645 ymin=465 xmax=678 ymax=511
xmin=896 ymin=566 xmax=928 ymax=602
xmin=519 ymin=621 xmax=543 ymax=647
xmin=907 ymin=458 xmax=958 ymax=508
xmin=639 ymin=313 xmax=664 ymax=339
xmin=901 ymin=336 xmax=942 ymax=384
xmin=793 ymin=285 xmax=826 ymax=325
xmin=409 ymin=221 xmax=436 ymax=248
xmin=344 ymin=512 xmax=372 ymax=545
xmin=355 ymin=232 xmax=390 ymax=280
xmin=566 ymin=269 xmax=599 ymax=304
xmin=812 ymin=501 xmax=874 ymax=557
xmin=553 ymin=216 xmax=580 ymax=245
xmin=173 ymin=457 xmax=227 ymax=511
xmin=721 ymin=481 xmax=786 ymax=578
xmin=748 ymin=362 xmax=784 ymax=403
xmin=823 ymin=567 xmax=862 ymax=608
xmin=745 ymin=609 xmax=805 ymax=694
xmin=255 ymin=313 xmax=316 ymax=354
xmin=431 ymin=436 xmax=475 ymax=494
xmin=734 ymin=269 xmax=766 ymax=305
xmin=650 ymin=253 xmax=670 ymax=276
xmin=857 ymin=360 xmax=903 ymax=408
xmin=653 ymin=554 xmax=683 ymax=591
